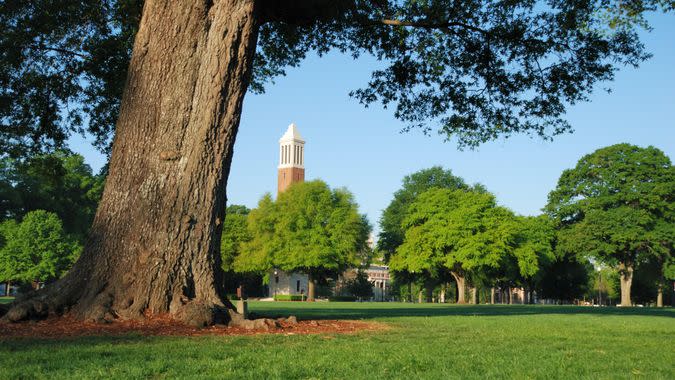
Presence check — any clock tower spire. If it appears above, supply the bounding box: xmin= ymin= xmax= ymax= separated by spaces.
xmin=277 ymin=123 xmax=305 ymax=194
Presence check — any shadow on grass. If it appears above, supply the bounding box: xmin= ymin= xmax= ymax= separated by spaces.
xmin=249 ymin=303 xmax=675 ymax=321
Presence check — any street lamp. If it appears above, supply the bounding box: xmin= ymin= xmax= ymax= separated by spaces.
xmin=596 ymin=266 xmax=602 ymax=306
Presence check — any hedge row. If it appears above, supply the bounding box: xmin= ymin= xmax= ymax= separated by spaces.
xmin=273 ymin=294 xmax=305 ymax=301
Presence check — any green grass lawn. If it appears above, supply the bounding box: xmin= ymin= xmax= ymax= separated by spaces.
xmin=0 ymin=296 xmax=14 ymax=304
xmin=1 ymin=302 xmax=673 ymax=379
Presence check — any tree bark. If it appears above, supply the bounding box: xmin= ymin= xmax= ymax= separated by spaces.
xmin=5 ymin=282 xmax=9 ymax=297
xmin=490 ymin=287 xmax=495 ymax=305
xmin=407 ymin=282 xmax=412 ymax=302
xmin=508 ymin=287 xmax=513 ymax=305
xmin=619 ymin=262 xmax=634 ymax=307
xmin=439 ymin=285 xmax=446 ymax=303
xmin=307 ymin=273 xmax=316 ymax=302
xmin=451 ymin=272 xmax=466 ymax=304
xmin=470 ymin=287 xmax=477 ymax=304
xmin=5 ymin=0 xmax=261 ymax=326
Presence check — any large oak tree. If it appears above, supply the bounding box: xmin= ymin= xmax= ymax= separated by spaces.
xmin=546 ymin=143 xmax=674 ymax=307
xmin=2 ymin=0 xmax=669 ymax=324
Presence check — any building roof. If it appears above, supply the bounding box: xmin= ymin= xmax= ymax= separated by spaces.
xmin=279 ymin=123 xmax=304 ymax=143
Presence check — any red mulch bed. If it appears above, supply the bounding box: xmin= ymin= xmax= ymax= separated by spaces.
xmin=0 ymin=315 xmax=385 ymax=339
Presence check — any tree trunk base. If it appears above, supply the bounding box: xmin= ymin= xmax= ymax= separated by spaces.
xmin=1 ymin=280 xmax=242 ymax=328
xmin=2 ymin=294 xmax=283 ymax=330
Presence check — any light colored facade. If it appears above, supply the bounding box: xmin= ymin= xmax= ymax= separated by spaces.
xmin=269 ymin=269 xmax=309 ymax=297
xmin=365 ymin=264 xmax=391 ymax=301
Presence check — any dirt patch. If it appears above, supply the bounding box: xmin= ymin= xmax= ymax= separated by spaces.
xmin=0 ymin=315 xmax=385 ymax=339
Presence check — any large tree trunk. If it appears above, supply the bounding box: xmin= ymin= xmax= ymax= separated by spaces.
xmin=451 ymin=271 xmax=466 ymax=304
xmin=619 ymin=263 xmax=634 ymax=307
xmin=5 ymin=0 xmax=260 ymax=326
xmin=439 ymin=284 xmax=446 ymax=303
xmin=490 ymin=287 xmax=495 ymax=305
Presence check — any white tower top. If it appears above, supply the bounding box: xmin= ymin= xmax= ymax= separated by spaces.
xmin=279 ymin=123 xmax=305 ymax=169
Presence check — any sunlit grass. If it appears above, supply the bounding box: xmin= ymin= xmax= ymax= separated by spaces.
xmin=1 ymin=302 xmax=673 ymax=379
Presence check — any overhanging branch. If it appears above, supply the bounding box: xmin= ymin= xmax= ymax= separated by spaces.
xmin=374 ymin=19 xmax=489 ymax=35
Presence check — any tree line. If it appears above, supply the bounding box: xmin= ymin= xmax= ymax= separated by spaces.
xmin=379 ymin=144 xmax=673 ymax=306
xmin=1 ymin=143 xmax=671 ymax=308
xmin=0 ymin=151 xmax=104 ymax=294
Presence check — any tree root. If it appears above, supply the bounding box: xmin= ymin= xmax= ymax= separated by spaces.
xmin=2 ymin=295 xmax=296 ymax=333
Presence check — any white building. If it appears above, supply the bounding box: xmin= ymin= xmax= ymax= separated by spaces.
xmin=269 ymin=268 xmax=309 ymax=298
xmin=364 ymin=264 xmax=391 ymax=301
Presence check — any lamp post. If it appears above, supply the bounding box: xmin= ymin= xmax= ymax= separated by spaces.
xmin=273 ymin=269 xmax=278 ymax=300
xmin=596 ymin=266 xmax=602 ymax=306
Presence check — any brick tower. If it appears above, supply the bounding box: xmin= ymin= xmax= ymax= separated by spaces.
xmin=277 ymin=123 xmax=305 ymax=194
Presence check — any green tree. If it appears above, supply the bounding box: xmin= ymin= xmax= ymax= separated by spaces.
xmin=0 ymin=210 xmax=80 ymax=288
xmin=391 ymin=188 xmax=519 ymax=304
xmin=236 ymin=180 xmax=370 ymax=301
xmin=220 ymin=205 xmax=251 ymax=272
xmin=4 ymin=1 xmax=670 ymax=323
xmin=537 ymin=254 xmax=592 ymax=304
xmin=512 ymin=215 xmax=556 ymax=303
xmin=378 ymin=166 xmax=469 ymax=261
xmin=378 ymin=167 xmax=473 ymax=302
xmin=219 ymin=204 xmax=265 ymax=297
xmin=342 ymin=270 xmax=374 ymax=300
xmin=546 ymin=144 xmax=674 ymax=306
xmin=0 ymin=219 xmax=19 ymax=295
xmin=0 ymin=151 xmax=104 ymax=237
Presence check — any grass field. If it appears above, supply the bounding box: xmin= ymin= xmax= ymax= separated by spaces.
xmin=0 ymin=296 xmax=14 ymax=304
xmin=1 ymin=302 xmax=673 ymax=379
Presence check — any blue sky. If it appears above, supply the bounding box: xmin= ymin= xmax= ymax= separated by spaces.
xmin=71 ymin=13 xmax=674 ymax=236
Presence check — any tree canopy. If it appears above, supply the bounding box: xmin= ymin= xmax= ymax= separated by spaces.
xmin=546 ymin=143 xmax=674 ymax=306
xmin=378 ymin=166 xmax=471 ymax=261
xmin=390 ymin=187 xmax=520 ymax=303
xmin=2 ymin=0 xmax=671 ymax=158
xmin=0 ymin=151 xmax=104 ymax=237
xmin=220 ymin=204 xmax=251 ymax=273
xmin=0 ymin=210 xmax=80 ymax=285
xmin=235 ymin=180 xmax=370 ymax=300
xmin=512 ymin=215 xmax=556 ymax=283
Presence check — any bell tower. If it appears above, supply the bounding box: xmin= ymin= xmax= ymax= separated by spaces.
xmin=277 ymin=123 xmax=305 ymax=194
